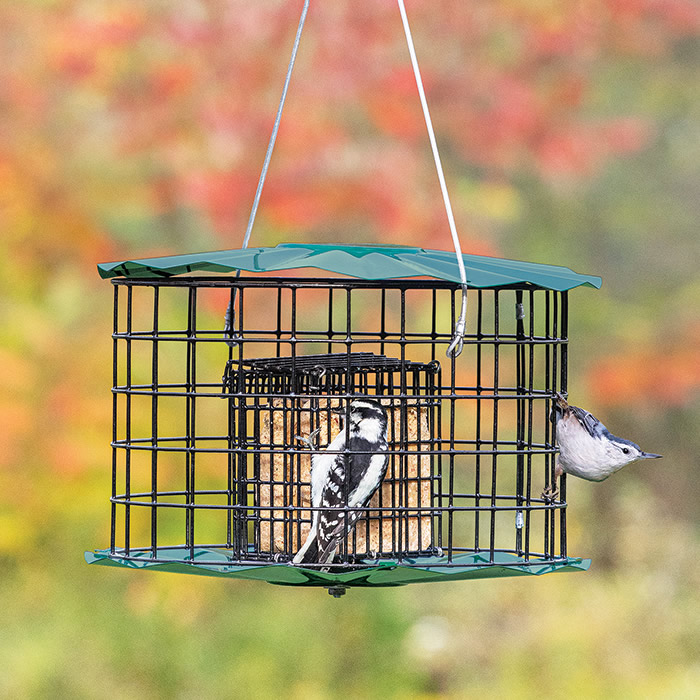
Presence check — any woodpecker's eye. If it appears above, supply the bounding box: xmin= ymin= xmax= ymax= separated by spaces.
xmin=622 ymin=448 xmax=630 ymax=454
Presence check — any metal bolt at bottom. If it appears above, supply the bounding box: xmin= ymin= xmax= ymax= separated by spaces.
xmin=326 ymin=586 xmax=347 ymax=598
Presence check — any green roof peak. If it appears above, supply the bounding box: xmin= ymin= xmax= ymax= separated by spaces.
xmin=97 ymin=242 xmax=602 ymax=292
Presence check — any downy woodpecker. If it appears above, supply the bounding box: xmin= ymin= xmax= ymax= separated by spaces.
xmin=293 ymin=399 xmax=389 ymax=566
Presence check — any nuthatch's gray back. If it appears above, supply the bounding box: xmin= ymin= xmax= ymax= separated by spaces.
xmin=543 ymin=393 xmax=661 ymax=499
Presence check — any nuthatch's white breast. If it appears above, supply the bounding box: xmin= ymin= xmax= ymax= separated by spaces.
xmin=543 ymin=393 xmax=661 ymax=499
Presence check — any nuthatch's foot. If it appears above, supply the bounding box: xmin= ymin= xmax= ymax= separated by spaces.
xmin=295 ymin=427 xmax=321 ymax=451
xmin=542 ymin=485 xmax=559 ymax=502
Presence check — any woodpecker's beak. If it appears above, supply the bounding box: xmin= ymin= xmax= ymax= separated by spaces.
xmin=331 ymin=406 xmax=345 ymax=415
xmin=641 ymin=452 xmax=662 ymax=459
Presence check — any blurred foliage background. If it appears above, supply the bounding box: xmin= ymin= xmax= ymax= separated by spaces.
xmin=1 ymin=0 xmax=699 ymax=697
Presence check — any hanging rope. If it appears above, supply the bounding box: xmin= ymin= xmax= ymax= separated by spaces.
xmin=227 ymin=0 xmax=467 ymax=356
xmin=396 ymin=0 xmax=468 ymax=358
xmin=225 ymin=0 xmax=311 ymax=344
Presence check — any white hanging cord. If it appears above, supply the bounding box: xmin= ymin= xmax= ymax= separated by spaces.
xmin=396 ymin=0 xmax=468 ymax=358
xmin=225 ymin=0 xmax=311 ymax=343
xmin=243 ymin=0 xmax=310 ymax=250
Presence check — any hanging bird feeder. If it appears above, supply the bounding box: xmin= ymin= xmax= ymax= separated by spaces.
xmin=86 ymin=244 xmax=600 ymax=592
xmin=86 ymin=3 xmax=602 ymax=594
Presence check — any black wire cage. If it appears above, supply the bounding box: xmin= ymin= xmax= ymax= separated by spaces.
xmin=87 ymin=245 xmax=600 ymax=592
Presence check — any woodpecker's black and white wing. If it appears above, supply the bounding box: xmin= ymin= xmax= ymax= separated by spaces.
xmin=316 ymin=436 xmax=389 ymax=565
xmin=293 ymin=399 xmax=389 ymax=567
xmin=292 ymin=428 xmax=346 ymax=565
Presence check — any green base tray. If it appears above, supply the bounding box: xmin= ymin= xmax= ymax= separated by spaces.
xmin=85 ymin=548 xmax=590 ymax=588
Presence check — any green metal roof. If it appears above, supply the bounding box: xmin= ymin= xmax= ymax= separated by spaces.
xmin=97 ymin=243 xmax=601 ymax=291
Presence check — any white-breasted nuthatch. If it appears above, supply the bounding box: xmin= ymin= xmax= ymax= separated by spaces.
xmin=293 ymin=399 xmax=389 ymax=566
xmin=543 ymin=392 xmax=661 ymax=500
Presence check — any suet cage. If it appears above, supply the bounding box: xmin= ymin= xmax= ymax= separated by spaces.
xmin=87 ymin=244 xmax=600 ymax=593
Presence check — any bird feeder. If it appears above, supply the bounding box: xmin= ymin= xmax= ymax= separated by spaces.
xmin=86 ymin=243 xmax=600 ymax=592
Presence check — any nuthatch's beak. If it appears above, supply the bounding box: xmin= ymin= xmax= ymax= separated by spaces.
xmin=550 ymin=392 xmax=568 ymax=423
xmin=641 ymin=452 xmax=662 ymax=459
xmin=554 ymin=392 xmax=569 ymax=410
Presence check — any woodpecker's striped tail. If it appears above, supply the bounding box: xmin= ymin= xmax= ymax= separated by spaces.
xmin=292 ymin=535 xmax=319 ymax=565
xmin=316 ymin=509 xmax=364 ymax=565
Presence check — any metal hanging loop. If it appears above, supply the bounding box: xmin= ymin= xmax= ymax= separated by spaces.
xmin=446 ymin=285 xmax=468 ymax=358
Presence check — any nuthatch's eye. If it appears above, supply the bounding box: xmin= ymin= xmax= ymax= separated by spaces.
xmin=622 ymin=448 xmax=629 ymax=454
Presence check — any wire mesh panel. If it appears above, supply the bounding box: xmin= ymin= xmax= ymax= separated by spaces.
xmin=107 ymin=276 xmax=570 ymax=576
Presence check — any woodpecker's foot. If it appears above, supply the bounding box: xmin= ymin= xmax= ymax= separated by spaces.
xmin=296 ymin=428 xmax=321 ymax=451
xmin=542 ymin=485 xmax=559 ymax=502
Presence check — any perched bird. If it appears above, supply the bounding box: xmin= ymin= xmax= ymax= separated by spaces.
xmin=293 ymin=399 xmax=389 ymax=566
xmin=543 ymin=392 xmax=661 ymax=499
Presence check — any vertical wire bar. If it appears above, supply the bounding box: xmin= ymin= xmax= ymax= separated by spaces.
xmin=435 ymin=362 xmax=443 ymax=553
xmin=362 ymin=368 xmax=370 ymax=557
xmin=515 ymin=290 xmax=525 ymax=557
xmin=380 ymin=288 xmax=387 ymax=357
xmin=524 ymin=289 xmax=535 ymax=561
xmin=226 ymin=286 xmax=235 ymax=551
xmin=447 ymin=289 xmax=457 ymax=562
xmin=226 ymin=376 xmax=235 ymax=553
xmin=399 ymin=288 xmax=408 ymax=558
xmin=342 ymin=286 xmax=353 ymax=560
xmin=187 ymin=287 xmax=197 ymax=560
xmin=124 ymin=285 xmax=132 ymax=556
xmin=185 ymin=290 xmax=192 ymax=553
xmin=550 ymin=291 xmax=559 ymax=557
xmin=276 ymin=287 xmax=283 ymax=357
xmin=489 ymin=290 xmax=500 ymax=563
xmin=237 ymin=285 xmax=248 ymax=558
xmin=414 ymin=368 xmax=423 ymax=553
xmin=327 ymin=287 xmax=334 ymax=354
xmin=293 ymin=371 xmax=303 ymax=558
xmin=544 ymin=290 xmax=552 ymax=558
xmin=474 ymin=289 xmax=483 ymax=551
xmin=361 ymin=370 xmax=370 ymax=557
xmin=429 ymin=288 xmax=439 ymax=552
xmin=560 ymin=291 xmax=569 ymax=559
xmin=430 ymin=289 xmax=437 ymax=363
xmin=110 ymin=284 xmax=119 ymax=554
xmin=283 ymin=288 xmax=298 ymax=557
xmin=150 ymin=286 xmax=159 ymax=558
xmin=377 ymin=290 xmax=386 ymax=556
xmin=267 ymin=373 xmax=275 ymax=555
xmin=251 ymin=370 xmax=260 ymax=555
xmin=388 ymin=369 xmax=397 ymax=557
